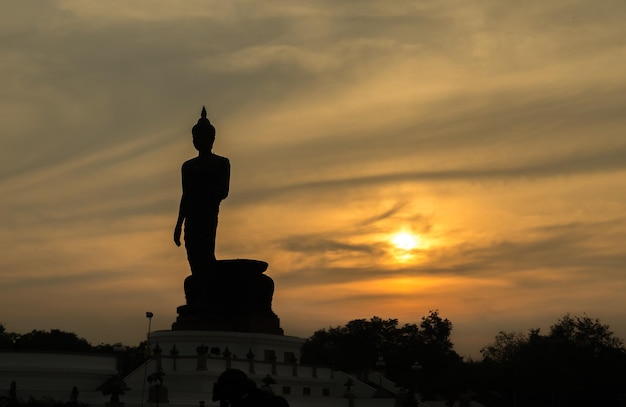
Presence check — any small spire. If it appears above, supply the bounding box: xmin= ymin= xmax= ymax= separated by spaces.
xmin=191 ymin=105 xmax=214 ymax=137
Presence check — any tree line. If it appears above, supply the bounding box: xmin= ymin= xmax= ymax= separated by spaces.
xmin=300 ymin=311 xmax=626 ymax=406
xmin=0 ymin=325 xmax=148 ymax=376
xmin=3 ymin=311 xmax=626 ymax=406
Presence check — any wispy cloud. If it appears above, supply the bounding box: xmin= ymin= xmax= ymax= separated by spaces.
xmin=1 ymin=0 xmax=625 ymax=355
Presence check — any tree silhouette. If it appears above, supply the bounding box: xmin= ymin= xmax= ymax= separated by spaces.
xmin=13 ymin=329 xmax=92 ymax=352
xmin=477 ymin=314 xmax=626 ymax=406
xmin=301 ymin=311 xmax=462 ymax=399
xmin=0 ymin=325 xmax=148 ymax=376
xmin=0 ymin=324 xmax=17 ymax=349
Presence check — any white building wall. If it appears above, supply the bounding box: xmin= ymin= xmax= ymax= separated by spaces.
xmin=0 ymin=351 xmax=117 ymax=403
xmin=0 ymin=332 xmax=399 ymax=407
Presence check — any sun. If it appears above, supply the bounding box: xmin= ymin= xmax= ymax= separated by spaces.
xmin=391 ymin=232 xmax=419 ymax=251
xmin=387 ymin=230 xmax=428 ymax=263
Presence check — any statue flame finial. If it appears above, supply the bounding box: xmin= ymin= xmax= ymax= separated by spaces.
xmin=192 ymin=105 xmax=214 ymax=137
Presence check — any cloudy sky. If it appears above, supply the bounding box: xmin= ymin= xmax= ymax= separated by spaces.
xmin=1 ymin=0 xmax=625 ymax=357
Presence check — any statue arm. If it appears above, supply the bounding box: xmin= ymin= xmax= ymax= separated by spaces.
xmin=174 ymin=196 xmax=185 ymax=246
xmin=217 ymin=158 xmax=230 ymax=201
xmin=174 ymin=167 xmax=188 ymax=247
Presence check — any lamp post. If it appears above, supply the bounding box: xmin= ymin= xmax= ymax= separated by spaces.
xmin=141 ymin=312 xmax=154 ymax=407
xmin=374 ymin=356 xmax=386 ymax=397
xmin=411 ymin=361 xmax=422 ymax=406
xmin=146 ymin=312 xmax=154 ymax=342
xmin=343 ymin=379 xmax=355 ymax=407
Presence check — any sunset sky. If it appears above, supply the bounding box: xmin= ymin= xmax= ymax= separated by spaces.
xmin=1 ymin=1 xmax=625 ymax=358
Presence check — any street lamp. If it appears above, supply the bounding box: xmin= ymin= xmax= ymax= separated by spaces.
xmin=374 ymin=356 xmax=386 ymax=397
xmin=141 ymin=312 xmax=154 ymax=407
xmin=411 ymin=361 xmax=422 ymax=405
xmin=146 ymin=312 xmax=154 ymax=341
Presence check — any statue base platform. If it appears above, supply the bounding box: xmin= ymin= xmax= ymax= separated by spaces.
xmin=173 ymin=259 xmax=284 ymax=335
xmin=173 ymin=305 xmax=283 ymax=335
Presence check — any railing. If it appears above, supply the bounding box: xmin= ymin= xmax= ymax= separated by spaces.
xmin=153 ymin=354 xmax=334 ymax=380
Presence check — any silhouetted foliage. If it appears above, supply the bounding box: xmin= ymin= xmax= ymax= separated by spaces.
xmin=0 ymin=325 xmax=148 ymax=376
xmin=0 ymin=324 xmax=18 ymax=349
xmin=98 ymin=376 xmax=129 ymax=403
xmin=13 ymin=329 xmax=92 ymax=353
xmin=475 ymin=314 xmax=626 ymax=406
xmin=301 ymin=311 xmax=463 ymax=400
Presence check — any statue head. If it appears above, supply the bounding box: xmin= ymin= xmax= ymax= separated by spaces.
xmin=192 ymin=106 xmax=216 ymax=152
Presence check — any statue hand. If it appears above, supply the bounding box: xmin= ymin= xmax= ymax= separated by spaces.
xmin=174 ymin=225 xmax=182 ymax=247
